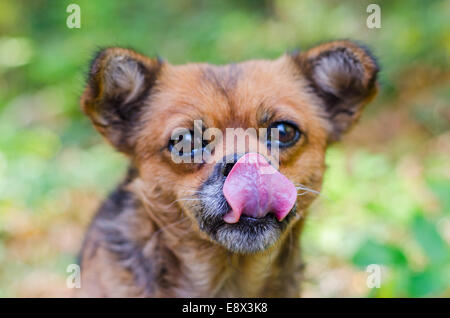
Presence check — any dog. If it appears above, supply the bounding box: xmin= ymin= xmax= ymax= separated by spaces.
xmin=76 ymin=40 xmax=378 ymax=297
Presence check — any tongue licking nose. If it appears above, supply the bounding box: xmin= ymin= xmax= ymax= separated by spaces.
xmin=222 ymin=153 xmax=297 ymax=224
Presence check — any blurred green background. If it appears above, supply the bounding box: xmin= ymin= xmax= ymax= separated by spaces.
xmin=0 ymin=0 xmax=449 ymax=297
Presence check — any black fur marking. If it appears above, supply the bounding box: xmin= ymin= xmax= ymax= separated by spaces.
xmin=96 ymin=166 xmax=138 ymax=220
xmin=79 ymin=164 xmax=178 ymax=294
xmin=78 ymin=166 xmax=137 ymax=265
xmin=201 ymin=64 xmax=242 ymax=99
xmin=101 ymin=224 xmax=156 ymax=295
xmin=80 ymin=167 xmax=157 ymax=293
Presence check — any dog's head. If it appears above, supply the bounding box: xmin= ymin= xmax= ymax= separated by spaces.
xmin=81 ymin=41 xmax=378 ymax=254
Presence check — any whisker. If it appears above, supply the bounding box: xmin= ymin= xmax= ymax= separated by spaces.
xmin=294 ymin=183 xmax=331 ymax=201
xmin=294 ymin=183 xmax=321 ymax=195
xmin=159 ymin=181 xmax=200 ymax=191
xmin=168 ymin=194 xmax=200 ymax=207
xmin=152 ymin=217 xmax=191 ymax=238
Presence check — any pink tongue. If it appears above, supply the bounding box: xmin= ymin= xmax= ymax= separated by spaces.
xmin=222 ymin=153 xmax=297 ymax=224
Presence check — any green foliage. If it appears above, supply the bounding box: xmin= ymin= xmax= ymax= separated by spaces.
xmin=353 ymin=240 xmax=408 ymax=268
xmin=412 ymin=214 xmax=448 ymax=264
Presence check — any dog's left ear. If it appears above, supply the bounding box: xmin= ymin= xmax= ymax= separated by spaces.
xmin=292 ymin=40 xmax=379 ymax=142
xmin=81 ymin=47 xmax=162 ymax=154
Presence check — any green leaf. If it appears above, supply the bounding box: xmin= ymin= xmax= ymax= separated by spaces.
xmin=407 ymin=268 xmax=445 ymax=297
xmin=427 ymin=179 xmax=450 ymax=214
xmin=412 ymin=214 xmax=448 ymax=264
xmin=352 ymin=239 xmax=408 ymax=268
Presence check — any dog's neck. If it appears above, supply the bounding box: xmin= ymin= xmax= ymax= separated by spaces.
xmin=176 ymin=230 xmax=304 ymax=297
xmin=123 ymin=179 xmax=304 ymax=297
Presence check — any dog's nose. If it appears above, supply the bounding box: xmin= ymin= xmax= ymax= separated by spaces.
xmin=222 ymin=153 xmax=297 ymax=224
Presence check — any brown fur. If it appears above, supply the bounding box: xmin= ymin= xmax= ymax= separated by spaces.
xmin=77 ymin=41 xmax=378 ymax=297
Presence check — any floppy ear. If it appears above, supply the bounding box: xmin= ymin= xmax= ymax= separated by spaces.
xmin=292 ymin=40 xmax=379 ymax=142
xmin=81 ymin=47 xmax=162 ymax=154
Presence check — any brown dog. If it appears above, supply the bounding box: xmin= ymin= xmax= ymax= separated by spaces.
xmin=77 ymin=40 xmax=378 ymax=297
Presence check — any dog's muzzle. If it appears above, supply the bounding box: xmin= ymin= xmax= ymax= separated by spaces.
xmin=195 ymin=152 xmax=298 ymax=254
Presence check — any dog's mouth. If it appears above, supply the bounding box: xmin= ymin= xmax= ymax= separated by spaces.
xmin=196 ymin=153 xmax=298 ymax=254
xmin=197 ymin=204 xmax=297 ymax=254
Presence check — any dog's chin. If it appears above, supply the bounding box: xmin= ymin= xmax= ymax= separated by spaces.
xmin=198 ymin=210 xmax=295 ymax=254
xmin=214 ymin=215 xmax=283 ymax=253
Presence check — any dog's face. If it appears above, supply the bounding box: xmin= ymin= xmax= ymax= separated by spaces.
xmin=81 ymin=41 xmax=378 ymax=254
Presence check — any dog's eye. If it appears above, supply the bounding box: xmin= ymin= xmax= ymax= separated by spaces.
xmin=267 ymin=121 xmax=301 ymax=148
xmin=168 ymin=130 xmax=208 ymax=158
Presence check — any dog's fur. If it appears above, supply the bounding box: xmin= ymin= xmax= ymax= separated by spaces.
xmin=77 ymin=40 xmax=378 ymax=297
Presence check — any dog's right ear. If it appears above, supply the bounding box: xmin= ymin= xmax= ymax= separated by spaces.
xmin=291 ymin=41 xmax=379 ymax=142
xmin=81 ymin=47 xmax=162 ymax=154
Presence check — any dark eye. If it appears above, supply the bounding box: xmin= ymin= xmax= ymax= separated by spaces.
xmin=267 ymin=121 xmax=301 ymax=148
xmin=168 ymin=130 xmax=208 ymax=158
